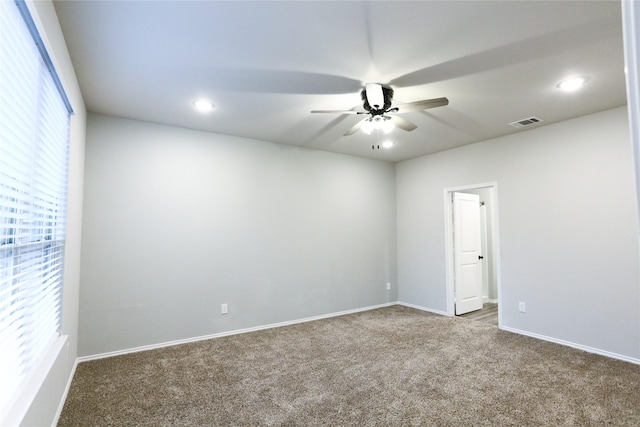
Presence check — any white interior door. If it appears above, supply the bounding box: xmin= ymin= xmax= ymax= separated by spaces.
xmin=453 ymin=192 xmax=483 ymax=315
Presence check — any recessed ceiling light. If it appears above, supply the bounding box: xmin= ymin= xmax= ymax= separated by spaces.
xmin=193 ymin=99 xmax=214 ymax=112
xmin=381 ymin=140 xmax=395 ymax=149
xmin=557 ymin=76 xmax=589 ymax=91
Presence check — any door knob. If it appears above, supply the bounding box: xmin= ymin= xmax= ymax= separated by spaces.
xmin=478 ymin=255 xmax=484 ymax=260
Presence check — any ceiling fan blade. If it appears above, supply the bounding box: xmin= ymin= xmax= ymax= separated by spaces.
xmin=344 ymin=118 xmax=367 ymax=136
xmin=310 ymin=109 xmax=366 ymax=115
xmin=392 ymin=97 xmax=449 ymax=113
xmin=365 ymin=83 xmax=385 ymax=110
xmin=389 ymin=115 xmax=417 ymax=132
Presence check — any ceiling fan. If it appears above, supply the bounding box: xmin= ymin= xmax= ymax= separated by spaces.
xmin=311 ymin=83 xmax=448 ymax=136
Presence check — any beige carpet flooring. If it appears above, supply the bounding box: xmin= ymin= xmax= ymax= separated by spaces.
xmin=59 ymin=305 xmax=640 ymax=426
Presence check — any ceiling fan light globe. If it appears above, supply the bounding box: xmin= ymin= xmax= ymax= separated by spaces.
xmin=361 ymin=120 xmax=374 ymax=135
xmin=372 ymin=115 xmax=385 ymax=130
xmin=382 ymin=121 xmax=395 ymax=134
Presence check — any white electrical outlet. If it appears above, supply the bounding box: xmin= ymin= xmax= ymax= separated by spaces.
xmin=386 ymin=282 xmax=391 ymax=291
xmin=518 ymin=302 xmax=526 ymax=313
xmin=221 ymin=303 xmax=228 ymax=315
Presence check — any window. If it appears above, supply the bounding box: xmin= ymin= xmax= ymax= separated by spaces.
xmin=0 ymin=0 xmax=72 ymax=417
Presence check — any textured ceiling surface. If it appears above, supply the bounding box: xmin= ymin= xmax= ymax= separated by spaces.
xmin=54 ymin=1 xmax=627 ymax=162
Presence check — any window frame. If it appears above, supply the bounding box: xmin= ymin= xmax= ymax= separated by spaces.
xmin=0 ymin=0 xmax=74 ymax=422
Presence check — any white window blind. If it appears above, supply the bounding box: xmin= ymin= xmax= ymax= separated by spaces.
xmin=0 ymin=0 xmax=72 ymax=416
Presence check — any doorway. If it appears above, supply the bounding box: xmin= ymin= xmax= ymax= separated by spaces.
xmin=444 ymin=183 xmax=502 ymax=327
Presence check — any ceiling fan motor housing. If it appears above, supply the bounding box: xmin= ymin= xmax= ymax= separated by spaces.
xmin=361 ymin=85 xmax=394 ymax=114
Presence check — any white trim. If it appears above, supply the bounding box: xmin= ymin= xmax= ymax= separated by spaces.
xmin=622 ymin=0 xmax=640 ymax=360
xmin=24 ymin=0 xmax=76 ymax=113
xmin=77 ymin=303 xmax=396 ymax=363
xmin=69 ymin=303 xmax=639 ymax=392
xmin=1 ymin=336 xmax=67 ymax=427
xmin=50 ymin=357 xmax=79 ymax=427
xmin=397 ymin=301 xmax=448 ymax=317
xmin=443 ymin=183 xmax=503 ymax=327
xmin=405 ymin=298 xmax=640 ymax=365
xmin=501 ymin=326 xmax=640 ymax=366
xmin=623 ymin=0 xmax=640 ymax=228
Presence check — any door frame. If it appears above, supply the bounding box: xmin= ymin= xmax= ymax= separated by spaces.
xmin=443 ymin=182 xmax=503 ymax=327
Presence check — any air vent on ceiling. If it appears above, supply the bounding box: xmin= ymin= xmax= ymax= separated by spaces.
xmin=509 ymin=116 xmax=544 ymax=129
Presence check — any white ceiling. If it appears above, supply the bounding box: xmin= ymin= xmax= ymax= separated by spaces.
xmin=53 ymin=0 xmax=627 ymax=162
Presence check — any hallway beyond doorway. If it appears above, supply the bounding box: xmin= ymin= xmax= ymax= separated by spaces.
xmin=458 ymin=303 xmax=498 ymax=326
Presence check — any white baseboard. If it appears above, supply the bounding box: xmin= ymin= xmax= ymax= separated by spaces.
xmin=77 ymin=302 xmax=397 ymax=363
xmin=74 ymin=302 xmax=640 ymax=377
xmin=51 ymin=358 xmax=79 ymax=427
xmin=500 ymin=325 xmax=640 ymax=366
xmin=398 ymin=303 xmax=640 ymax=365
xmin=397 ymin=301 xmax=448 ymax=317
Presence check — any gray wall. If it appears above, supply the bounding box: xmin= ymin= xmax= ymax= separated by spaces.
xmin=79 ymin=114 xmax=397 ymax=356
xmin=397 ymin=106 xmax=640 ymax=359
